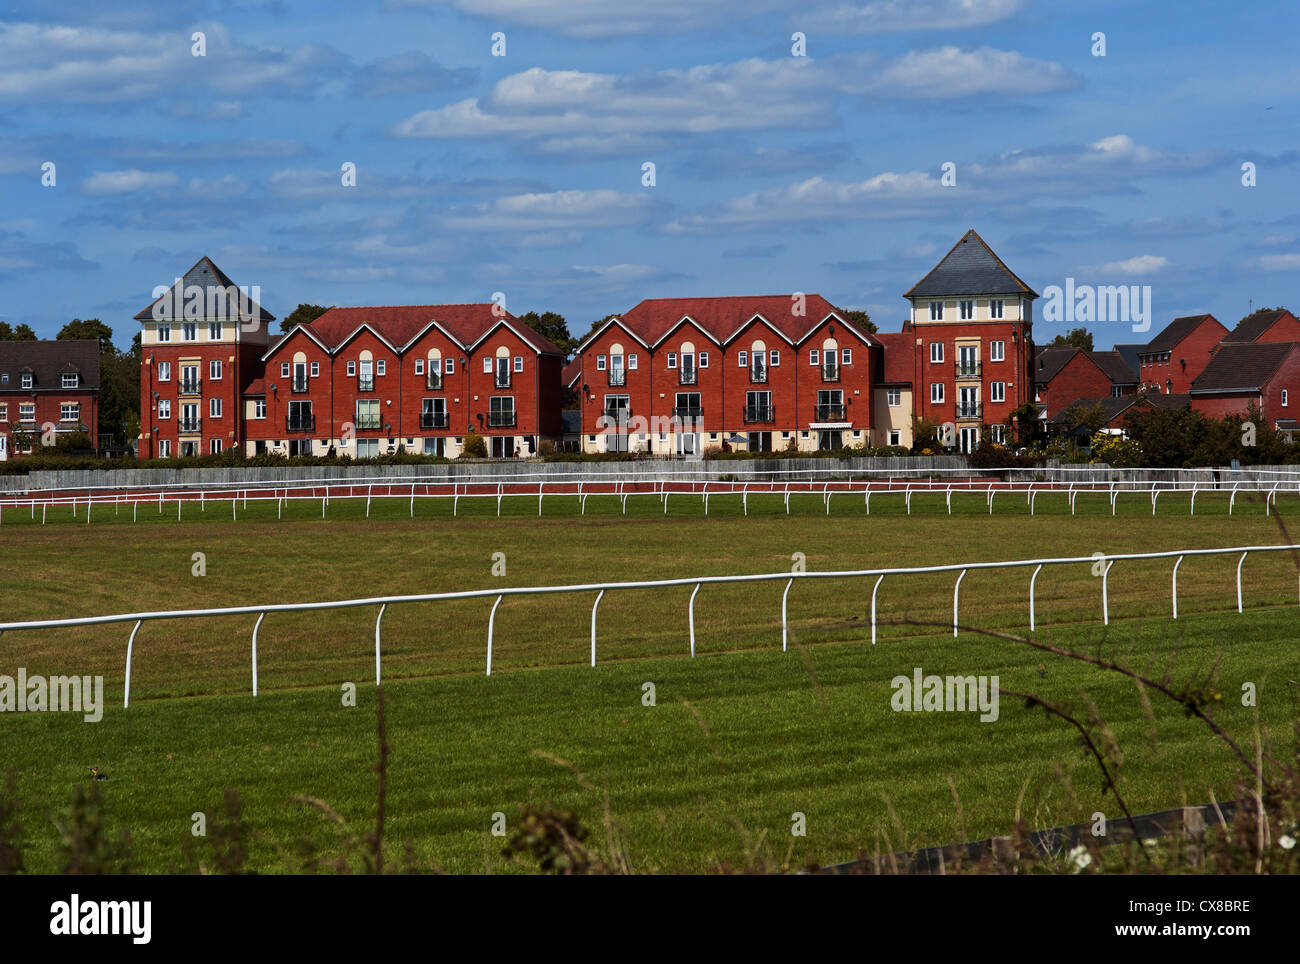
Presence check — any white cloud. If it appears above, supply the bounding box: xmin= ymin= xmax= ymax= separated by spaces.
xmin=1257 ymin=254 xmax=1300 ymax=271
xmin=442 ymin=189 xmax=659 ymax=231
xmin=82 ymin=169 xmax=179 ymax=195
xmin=804 ymin=0 xmax=1027 ymax=33
xmin=1094 ymin=255 xmax=1169 ymax=275
xmin=843 ymin=46 xmax=1080 ymax=98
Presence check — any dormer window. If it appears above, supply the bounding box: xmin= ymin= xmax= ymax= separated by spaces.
xmin=21 ymin=372 xmax=32 ymax=389
xmin=62 ymin=372 xmax=78 ymax=388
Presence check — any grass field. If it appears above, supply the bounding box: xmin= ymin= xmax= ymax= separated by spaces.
xmin=1 ymin=490 xmax=1298 ymax=872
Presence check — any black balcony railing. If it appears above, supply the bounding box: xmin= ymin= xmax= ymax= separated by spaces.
xmin=607 ymin=369 xmax=626 ymax=386
xmin=672 ymin=406 xmax=702 ymax=420
xmin=821 ymin=364 xmax=840 ymax=383
xmin=179 ymin=418 xmax=201 ymax=433
xmin=814 ymin=404 xmax=846 ymax=421
xmin=954 ymin=361 xmax=981 ymax=378
xmin=488 ymin=410 xmax=517 ymax=428
xmin=749 ymin=365 xmax=768 ymax=384
xmin=286 ymin=414 xmax=316 ymax=432
xmin=426 ymin=372 xmax=443 ymax=390
xmin=957 ymin=404 xmax=982 ymax=419
xmin=357 ymin=376 xmax=375 ymax=392
xmin=678 ymin=368 xmax=697 ymax=385
xmin=291 ymin=377 xmax=309 ymax=393
xmin=179 ymin=379 xmax=201 ymax=395
xmin=743 ymin=405 xmax=775 ymax=423
xmin=354 ymin=414 xmax=382 ymax=430
xmin=420 ymin=412 xmax=448 ymax=429
xmin=494 ymin=373 xmax=512 ymax=389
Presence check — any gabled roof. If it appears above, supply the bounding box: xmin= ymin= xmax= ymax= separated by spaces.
xmin=904 ymin=229 xmax=1038 ymax=300
xmin=1142 ymin=314 xmax=1224 ymax=354
xmin=873 ymin=331 xmax=913 ymax=385
xmin=1051 ymin=392 xmax=1191 ymax=425
xmin=134 ymin=256 xmax=274 ymax=323
xmin=1190 ymin=342 xmax=1298 ymax=393
xmin=1112 ymin=343 xmax=1144 ymax=376
xmin=1087 ymin=350 xmax=1137 ymax=384
xmin=1222 ymin=309 xmax=1297 ymax=344
xmin=1033 ymin=345 xmax=1079 ymax=384
xmin=0 ymin=340 xmax=100 ymax=391
xmin=562 ymin=359 xmax=581 ymax=389
xmin=299 ymin=304 xmax=564 ymax=356
xmin=616 ymin=294 xmax=866 ymax=348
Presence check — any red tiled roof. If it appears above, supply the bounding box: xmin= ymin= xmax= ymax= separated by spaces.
xmin=874 ymin=331 xmax=913 ymax=384
xmin=616 ymin=294 xmax=865 ymax=346
xmin=307 ymin=304 xmax=563 ymax=355
xmin=562 ymin=358 xmax=581 ymax=388
xmin=243 ymin=377 xmax=266 ymax=396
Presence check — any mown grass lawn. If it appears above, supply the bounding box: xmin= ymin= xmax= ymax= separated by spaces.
xmin=0 ymin=491 xmax=1296 ymax=872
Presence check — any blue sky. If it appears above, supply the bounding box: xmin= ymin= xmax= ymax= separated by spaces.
xmin=1 ymin=0 xmax=1297 ymax=350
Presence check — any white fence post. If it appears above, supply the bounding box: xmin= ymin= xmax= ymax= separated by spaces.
xmin=123 ymin=619 xmax=142 ymax=709
xmin=689 ymin=583 xmax=701 ymax=657
xmin=374 ymin=603 xmax=386 ymax=685
xmin=1029 ymin=563 xmax=1043 ymax=631
xmin=871 ymin=574 xmax=884 ymax=645
xmin=1102 ymin=559 xmax=1115 ymax=625
xmin=590 ymin=590 xmax=604 ymax=667
xmin=251 ymin=612 xmax=265 ymax=696
xmin=781 ymin=578 xmax=794 ymax=652
xmin=486 ymin=595 xmax=503 ymax=675
xmin=953 ymin=569 xmax=966 ymax=637
xmin=1237 ymin=551 xmax=1248 ymax=613
xmin=1172 ymin=555 xmax=1183 ymax=619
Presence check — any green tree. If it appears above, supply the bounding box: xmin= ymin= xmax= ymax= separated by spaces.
xmin=460 ymin=431 xmax=487 ymax=458
xmin=1057 ymin=400 xmax=1110 ymax=436
xmin=839 ymin=309 xmax=877 ymax=333
xmin=1049 ymin=327 xmax=1093 ymax=351
xmin=280 ymin=304 xmax=330 ymax=333
xmin=0 ymin=322 xmax=37 ymax=340
xmin=57 ymin=318 xmax=115 ymax=353
xmin=1124 ymin=403 xmax=1205 ymax=467
xmin=518 ymin=311 xmax=575 ymax=357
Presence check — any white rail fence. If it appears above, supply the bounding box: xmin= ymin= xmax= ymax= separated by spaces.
xmin=1 ymin=544 xmax=1295 ymax=708
xmin=2 ymin=476 xmax=1299 ymax=523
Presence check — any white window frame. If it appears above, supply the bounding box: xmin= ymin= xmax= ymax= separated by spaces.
xmin=377 ymin=360 xmax=386 ymax=376
xmin=841 ymin=348 xmax=852 ymax=365
xmin=311 ymin=362 xmax=320 ymax=378
xmin=991 ymin=381 xmax=1006 ymax=403
xmin=931 ymin=382 xmax=944 ymax=404
xmin=990 ymin=340 xmax=1005 ymax=362
xmin=159 ymin=439 xmax=172 ymax=458
xmin=809 ymin=349 xmax=819 ymax=366
xmin=158 ymin=399 xmax=171 ymax=419
xmin=596 ymin=354 xmax=606 ymax=371
xmin=347 ymin=361 xmax=357 ymax=377
xmin=699 ymin=352 xmax=709 ymax=368
xmin=628 ymin=353 xmax=638 ymax=370
xmin=483 ymin=357 xmax=492 ymax=374
xmin=281 ymin=362 xmax=291 ymax=378
xmin=1284 ymin=390 xmax=1290 ymax=408
xmin=60 ymin=402 xmax=79 ymax=422
xmin=770 ymin=350 xmax=780 ymax=367
xmin=183 ymin=322 xmax=197 ymax=341
xmin=959 ymin=300 xmax=974 ymax=321
xmin=158 ymin=362 xmax=171 ymax=381
xmin=210 ymin=439 xmax=223 ymax=454
xmin=210 ymin=360 xmax=222 ymax=380
xmin=445 ymin=358 xmax=455 ymax=375
xmin=667 ymin=352 xmax=677 ymax=369
xmin=887 ymin=388 xmax=901 ymax=407
xmin=61 ymin=373 xmax=78 ymax=388
xmin=929 ymin=302 xmax=943 ymax=321
xmin=930 ymin=342 xmax=944 ymax=364
xmin=157 ymin=324 xmax=171 ymax=342
xmin=254 ymin=400 xmax=266 ymax=419
xmin=738 ymin=350 xmax=748 ymax=367
xmin=415 ymin=359 xmax=424 ymax=375
xmin=20 ymin=373 xmax=32 ymax=389
xmin=514 ymin=355 xmax=523 ymax=372
xmin=210 ymin=397 xmax=222 ymax=418
xmin=990 ymin=300 xmax=1004 ymax=320
xmin=209 ymin=322 xmax=223 ymax=340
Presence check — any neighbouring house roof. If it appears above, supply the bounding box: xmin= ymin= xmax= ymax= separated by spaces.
xmin=1112 ymin=343 xmax=1144 ymax=376
xmin=1142 ymin=314 xmax=1221 ymax=354
xmin=134 ymin=256 xmax=275 ymax=323
xmin=1087 ymin=350 xmax=1138 ymax=384
xmin=873 ymin=331 xmax=913 ymax=385
xmin=562 ymin=358 xmax=581 ymax=389
xmin=1221 ymin=309 xmax=1296 ymax=343
xmin=1033 ymin=345 xmax=1078 ymax=384
xmin=610 ymin=294 xmax=873 ymax=348
xmin=242 ymin=377 xmax=267 ymax=396
xmin=904 ymin=229 xmax=1038 ymax=300
xmin=0 ymin=340 xmax=100 ymax=391
xmin=299 ymin=304 xmax=564 ymax=356
xmin=1051 ymin=392 xmax=1190 ymax=425
xmin=1191 ymin=342 xmax=1297 ymax=393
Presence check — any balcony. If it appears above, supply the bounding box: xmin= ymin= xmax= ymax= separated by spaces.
xmin=814 ymin=404 xmax=846 ymax=421
xmin=820 ymin=364 xmax=840 ymax=383
xmin=749 ymin=365 xmax=768 ymax=384
xmin=179 ymin=418 xmax=201 ymax=434
xmin=957 ymin=404 xmax=982 ymax=419
xmin=494 ymin=373 xmax=513 ymax=389
xmin=179 ymin=378 xmax=202 ymax=395
xmin=420 ymin=412 xmax=449 ymax=430
xmin=672 ymin=406 xmax=702 ymax=420
xmin=285 ymin=414 xmax=316 ymax=432
xmin=291 ymin=377 xmax=309 ymax=393
xmin=426 ymin=372 xmax=443 ymax=390
xmin=607 ymin=369 xmax=626 ymax=387
xmin=743 ymin=405 xmax=775 ymax=424
xmin=354 ymin=414 xmax=382 ymax=430
xmin=954 ymin=361 xmax=982 ymax=378
xmin=678 ymin=368 xmax=697 ymax=386
xmin=357 ymin=376 xmax=375 ymax=392
xmin=488 ymin=410 xmax=517 ymax=428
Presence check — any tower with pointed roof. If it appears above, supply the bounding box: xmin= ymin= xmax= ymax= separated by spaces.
xmin=904 ymin=230 xmax=1037 ymax=452
xmin=135 ymin=256 xmax=274 ymax=459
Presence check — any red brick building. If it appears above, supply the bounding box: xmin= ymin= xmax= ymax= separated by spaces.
xmin=904 ymin=230 xmax=1038 ymax=452
xmin=573 ymin=295 xmax=880 ymax=454
xmin=1136 ymin=314 xmax=1228 ymax=395
xmin=1219 ymin=308 xmax=1300 ymax=346
xmin=247 ymin=304 xmax=564 ymax=458
xmin=1033 ymin=347 xmax=1137 ymax=419
xmin=1189 ymin=342 xmax=1300 ymax=426
xmin=0 ymin=340 xmax=100 ymax=460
